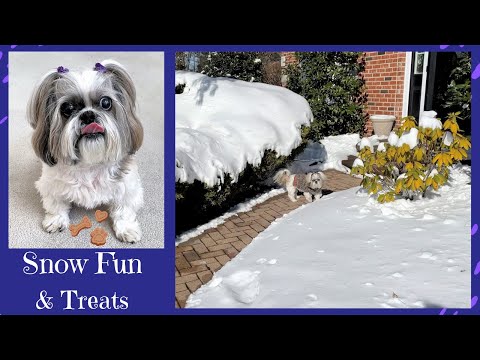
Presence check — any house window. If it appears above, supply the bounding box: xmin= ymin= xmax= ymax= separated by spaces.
xmin=414 ymin=52 xmax=425 ymax=74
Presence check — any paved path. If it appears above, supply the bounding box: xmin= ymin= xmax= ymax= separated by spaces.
xmin=175 ymin=169 xmax=361 ymax=308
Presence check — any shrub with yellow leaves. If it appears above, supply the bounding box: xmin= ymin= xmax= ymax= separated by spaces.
xmin=351 ymin=112 xmax=471 ymax=203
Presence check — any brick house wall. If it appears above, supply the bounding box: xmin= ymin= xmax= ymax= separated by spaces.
xmin=363 ymin=51 xmax=406 ymax=136
xmin=280 ymin=51 xmax=408 ymax=137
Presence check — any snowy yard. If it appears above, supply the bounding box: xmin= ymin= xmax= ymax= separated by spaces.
xmin=187 ymin=164 xmax=471 ymax=309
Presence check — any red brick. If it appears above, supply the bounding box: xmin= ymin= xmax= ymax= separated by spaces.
xmin=224 ymin=247 xmax=239 ymax=259
xmin=179 ymin=264 xmax=208 ymax=276
xmin=207 ymin=260 xmax=222 ymax=272
xmin=193 ymin=243 xmax=208 ymax=254
xmin=215 ymin=236 xmax=240 ymax=245
xmin=176 ymin=274 xmax=198 ymax=285
xmin=176 ymin=283 xmax=187 ymax=292
xmin=176 ymin=290 xmax=191 ymax=308
xmin=208 ymin=231 xmax=224 ymax=241
xmin=232 ymin=240 xmax=247 ymax=251
xmin=183 ymin=250 xmax=200 ymax=262
xmin=200 ymin=235 xmax=216 ymax=247
xmin=186 ymin=279 xmax=203 ymax=292
xmin=245 ymin=229 xmax=259 ymax=238
xmin=250 ymin=223 xmax=265 ymax=232
xmin=216 ymin=254 xmax=231 ymax=265
xmin=198 ymin=270 xmax=213 ymax=284
xmin=190 ymin=257 xmax=217 ymax=266
xmin=200 ymin=250 xmax=226 ymax=259
xmin=208 ymin=243 xmax=234 ymax=252
xmin=176 ymin=255 xmax=191 ymax=270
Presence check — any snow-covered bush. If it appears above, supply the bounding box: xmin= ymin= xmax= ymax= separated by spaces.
xmin=351 ymin=111 xmax=471 ymax=203
xmin=175 ymin=71 xmax=313 ymax=233
xmin=285 ymin=52 xmax=368 ymax=141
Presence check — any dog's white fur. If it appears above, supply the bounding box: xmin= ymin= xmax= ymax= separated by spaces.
xmin=273 ymin=169 xmax=327 ymax=203
xmin=29 ymin=60 xmax=144 ymax=243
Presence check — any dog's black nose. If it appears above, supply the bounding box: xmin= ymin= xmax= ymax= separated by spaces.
xmin=80 ymin=110 xmax=96 ymax=124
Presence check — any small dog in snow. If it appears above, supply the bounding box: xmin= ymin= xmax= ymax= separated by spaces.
xmin=273 ymin=169 xmax=327 ymax=203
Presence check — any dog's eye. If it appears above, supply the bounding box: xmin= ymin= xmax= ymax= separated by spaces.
xmin=99 ymin=97 xmax=112 ymax=111
xmin=60 ymin=102 xmax=75 ymax=117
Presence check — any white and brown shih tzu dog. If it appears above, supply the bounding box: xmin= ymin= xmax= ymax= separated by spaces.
xmin=28 ymin=60 xmax=144 ymax=243
xmin=274 ymin=169 xmax=327 ymax=203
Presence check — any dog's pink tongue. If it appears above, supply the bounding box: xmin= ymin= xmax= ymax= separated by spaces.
xmin=81 ymin=123 xmax=104 ymax=135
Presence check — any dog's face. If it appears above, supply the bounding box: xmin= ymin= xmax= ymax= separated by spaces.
xmin=28 ymin=60 xmax=143 ymax=166
xmin=306 ymin=171 xmax=325 ymax=189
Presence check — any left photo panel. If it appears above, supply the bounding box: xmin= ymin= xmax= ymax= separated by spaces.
xmin=8 ymin=52 xmax=164 ymax=248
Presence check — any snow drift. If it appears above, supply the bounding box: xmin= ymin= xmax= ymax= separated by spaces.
xmin=176 ymin=71 xmax=313 ymax=187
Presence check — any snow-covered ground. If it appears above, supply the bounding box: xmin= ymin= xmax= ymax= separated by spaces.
xmin=176 ymin=71 xmax=313 ymax=187
xmin=187 ymin=164 xmax=471 ymax=309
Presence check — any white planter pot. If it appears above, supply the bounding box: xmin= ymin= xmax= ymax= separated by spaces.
xmin=370 ymin=115 xmax=396 ymax=138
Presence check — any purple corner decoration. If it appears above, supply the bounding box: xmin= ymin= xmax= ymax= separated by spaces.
xmin=472 ymin=223 xmax=478 ymax=236
xmin=472 ymin=64 xmax=480 ymax=80
xmin=475 ymin=261 xmax=480 ymax=276
xmin=439 ymin=45 xmax=449 ymax=50
xmin=57 ymin=66 xmax=69 ymax=74
xmin=0 ymin=51 xmax=3 ymax=61
xmin=472 ymin=296 xmax=478 ymax=308
xmin=439 ymin=308 xmax=447 ymax=315
xmin=94 ymin=62 xmax=107 ymax=73
xmin=453 ymin=311 xmax=458 ymax=315
xmin=0 ymin=116 xmax=7 ymax=125
xmin=2 ymin=75 xmax=8 ymax=84
xmin=10 ymin=45 xmax=17 ymax=49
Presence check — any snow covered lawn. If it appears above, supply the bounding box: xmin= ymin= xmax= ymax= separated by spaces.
xmin=187 ymin=164 xmax=471 ymax=309
xmin=175 ymin=71 xmax=313 ymax=187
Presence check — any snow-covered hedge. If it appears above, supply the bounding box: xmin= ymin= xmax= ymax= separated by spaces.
xmin=176 ymin=71 xmax=313 ymax=233
xmin=176 ymin=71 xmax=313 ymax=186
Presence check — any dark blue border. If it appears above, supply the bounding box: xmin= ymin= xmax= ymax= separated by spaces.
xmin=0 ymin=44 xmax=477 ymax=315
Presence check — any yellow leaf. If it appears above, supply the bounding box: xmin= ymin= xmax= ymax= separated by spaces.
xmin=395 ymin=181 xmax=403 ymax=194
xmin=426 ymin=177 xmax=433 ymax=186
xmin=405 ymin=162 xmax=413 ymax=170
xmin=451 ymin=123 xmax=458 ymax=135
xmin=443 ymin=119 xmax=452 ymax=130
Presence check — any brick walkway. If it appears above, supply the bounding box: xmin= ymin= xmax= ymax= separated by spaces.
xmin=175 ymin=169 xmax=361 ymax=308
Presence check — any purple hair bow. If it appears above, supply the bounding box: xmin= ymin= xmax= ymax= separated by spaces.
xmin=94 ymin=62 xmax=107 ymax=73
xmin=57 ymin=66 xmax=69 ymax=73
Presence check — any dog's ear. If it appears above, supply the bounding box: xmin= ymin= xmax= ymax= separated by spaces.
xmin=101 ymin=60 xmax=143 ymax=154
xmin=319 ymin=172 xmax=327 ymax=181
xmin=28 ymin=70 xmax=60 ymax=166
xmin=305 ymin=173 xmax=312 ymax=183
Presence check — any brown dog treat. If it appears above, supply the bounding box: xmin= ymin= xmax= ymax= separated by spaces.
xmin=69 ymin=216 xmax=92 ymax=237
xmin=95 ymin=210 xmax=109 ymax=223
xmin=90 ymin=227 xmax=108 ymax=246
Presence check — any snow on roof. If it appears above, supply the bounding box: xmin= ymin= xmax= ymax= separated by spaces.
xmin=176 ymin=71 xmax=313 ymax=187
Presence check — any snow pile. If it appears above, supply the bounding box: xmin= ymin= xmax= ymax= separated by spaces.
xmin=419 ymin=110 xmax=442 ymax=130
xmin=176 ymin=188 xmax=285 ymax=245
xmin=187 ymin=164 xmax=471 ymax=308
xmin=176 ymin=71 xmax=313 ymax=187
xmin=288 ymin=134 xmax=360 ymax=174
xmin=359 ymin=137 xmax=374 ymax=151
xmin=396 ymin=128 xmax=418 ymax=148
xmin=444 ymin=131 xmax=453 ymax=146
xmin=388 ymin=132 xmax=399 ymax=146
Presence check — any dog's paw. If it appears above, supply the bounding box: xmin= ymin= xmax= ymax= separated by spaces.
xmin=113 ymin=220 xmax=142 ymax=243
xmin=43 ymin=213 xmax=69 ymax=233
